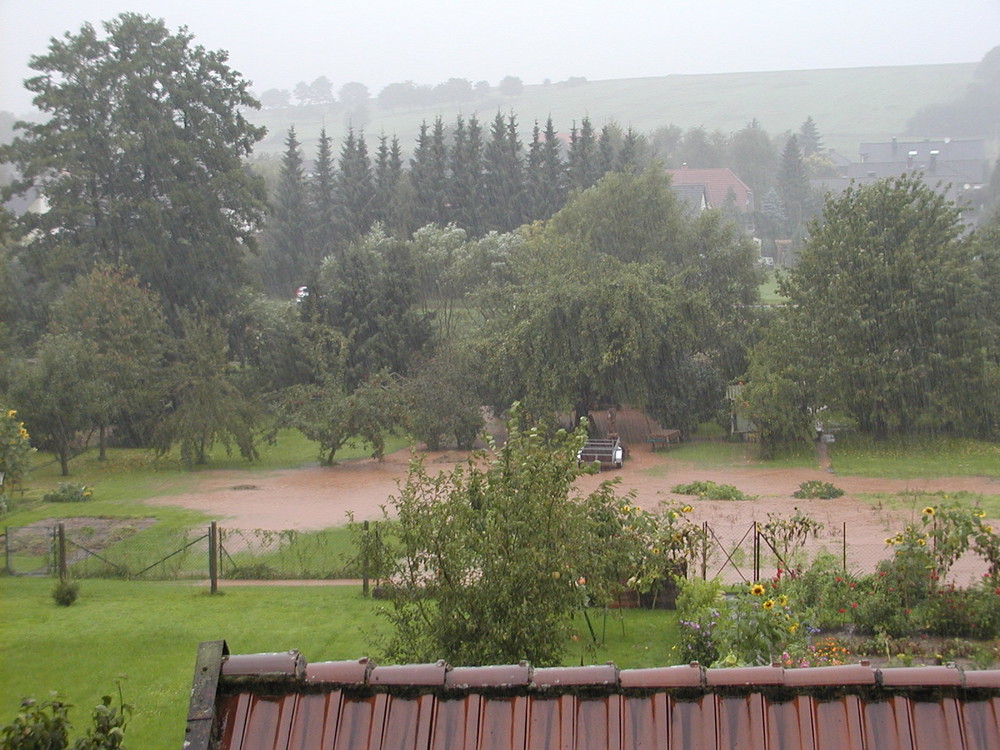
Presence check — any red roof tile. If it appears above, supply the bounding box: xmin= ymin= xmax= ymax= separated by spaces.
xmin=665 ymin=167 xmax=754 ymax=213
xmin=187 ymin=643 xmax=1000 ymax=750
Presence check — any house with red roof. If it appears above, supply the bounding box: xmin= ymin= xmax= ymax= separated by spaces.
xmin=666 ymin=167 xmax=755 ymax=231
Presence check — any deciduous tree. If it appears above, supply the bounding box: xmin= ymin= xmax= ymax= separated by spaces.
xmin=2 ymin=13 xmax=267 ymax=319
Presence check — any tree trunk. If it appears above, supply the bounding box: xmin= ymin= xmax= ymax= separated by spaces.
xmin=99 ymin=423 xmax=107 ymax=461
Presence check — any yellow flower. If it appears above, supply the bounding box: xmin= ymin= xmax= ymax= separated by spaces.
xmin=885 ymin=537 xmax=895 ymax=545
xmin=5 ymin=409 xmax=15 ymax=418
xmin=682 ymin=505 xmax=693 ymax=513
xmin=750 ymin=583 xmax=765 ymax=596
xmin=788 ymin=623 xmax=799 ymax=634
xmin=985 ymin=525 xmax=993 ymax=534
xmin=917 ymin=538 xmax=926 ymax=546
xmin=974 ymin=510 xmax=986 ymax=518
xmin=922 ymin=506 xmax=935 ymax=517
xmin=778 ymin=595 xmax=788 ymax=607
xmin=762 ymin=599 xmax=775 ymax=610
xmin=652 ymin=547 xmax=660 ymax=555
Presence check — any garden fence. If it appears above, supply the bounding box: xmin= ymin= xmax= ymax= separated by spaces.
xmin=3 ymin=518 xmax=993 ymax=590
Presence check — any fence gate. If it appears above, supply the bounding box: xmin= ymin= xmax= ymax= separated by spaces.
xmin=3 ymin=525 xmax=55 ymax=576
xmin=702 ymin=522 xmax=763 ymax=584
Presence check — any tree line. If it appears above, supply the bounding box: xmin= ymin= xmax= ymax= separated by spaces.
xmin=1 ymin=13 xmax=998 ymax=483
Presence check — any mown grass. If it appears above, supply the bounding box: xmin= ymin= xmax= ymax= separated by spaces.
xmin=0 ymin=578 xmax=678 ymax=750
xmin=828 ymin=434 xmax=1000 ymax=479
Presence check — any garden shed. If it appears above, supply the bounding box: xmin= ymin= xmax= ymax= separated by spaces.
xmin=184 ymin=641 xmax=1000 ymax=750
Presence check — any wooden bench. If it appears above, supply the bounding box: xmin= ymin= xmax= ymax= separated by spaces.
xmin=646 ymin=429 xmax=682 ymax=451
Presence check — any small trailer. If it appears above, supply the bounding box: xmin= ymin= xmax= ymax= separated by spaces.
xmin=577 ymin=437 xmax=625 ymax=470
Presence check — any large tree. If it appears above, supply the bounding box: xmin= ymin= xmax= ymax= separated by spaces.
xmin=2 ymin=13 xmax=267 ymax=318
xmin=754 ymin=175 xmax=999 ymax=440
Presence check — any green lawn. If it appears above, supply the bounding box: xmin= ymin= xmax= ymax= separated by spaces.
xmin=0 ymin=578 xmax=678 ymax=750
xmin=828 ymin=434 xmax=1000 ymax=479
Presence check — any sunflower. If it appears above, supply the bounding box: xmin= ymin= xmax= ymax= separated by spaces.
xmin=922 ymin=506 xmax=935 ymax=517
xmin=682 ymin=505 xmax=693 ymax=513
xmin=750 ymin=583 xmax=765 ymax=596
xmin=762 ymin=599 xmax=775 ymax=610
xmin=778 ymin=595 xmax=788 ymax=607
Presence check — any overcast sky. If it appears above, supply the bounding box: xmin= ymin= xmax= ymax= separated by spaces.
xmin=2 ymin=0 xmax=998 ymax=115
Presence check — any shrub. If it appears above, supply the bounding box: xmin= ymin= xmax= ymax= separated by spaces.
xmin=43 ymin=483 xmax=93 ymax=503
xmin=793 ymin=480 xmax=844 ymax=499
xmin=916 ymin=582 xmax=1000 ymax=638
xmin=671 ymin=480 xmax=756 ymax=501
xmin=52 ymin=579 xmax=80 ymax=606
xmin=713 ymin=581 xmax=808 ymax=665
xmin=1 ymin=690 xmax=130 ymax=750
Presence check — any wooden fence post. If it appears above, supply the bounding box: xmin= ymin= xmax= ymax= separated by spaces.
xmin=57 ymin=522 xmax=67 ymax=581
xmin=209 ymin=521 xmax=218 ymax=595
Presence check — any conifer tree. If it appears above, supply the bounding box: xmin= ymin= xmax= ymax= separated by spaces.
xmin=311 ymin=127 xmax=339 ymax=266
xmin=798 ymin=116 xmax=824 ymax=157
xmin=261 ymin=126 xmax=311 ymax=296
xmin=373 ymin=133 xmax=404 ymax=227
xmin=539 ymin=117 xmax=567 ymax=218
xmin=449 ymin=115 xmax=485 ymax=235
xmin=483 ymin=112 xmax=525 ymax=232
xmin=567 ymin=117 xmax=598 ymax=190
xmin=337 ymin=127 xmax=375 ymax=240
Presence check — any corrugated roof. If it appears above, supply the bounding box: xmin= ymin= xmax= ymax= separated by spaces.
xmin=186 ymin=642 xmax=1000 ymax=750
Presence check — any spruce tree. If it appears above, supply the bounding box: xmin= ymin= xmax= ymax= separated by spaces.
xmin=540 ymin=116 xmax=567 ymax=218
xmin=798 ymin=116 xmax=824 ymax=157
xmin=337 ymin=127 xmax=375 ymax=240
xmin=261 ymin=126 xmax=311 ymax=296
xmin=311 ymin=127 xmax=339 ymax=266
xmin=449 ymin=115 xmax=485 ymax=235
xmin=374 ymin=133 xmax=404 ymax=227
xmin=567 ymin=116 xmax=598 ymax=190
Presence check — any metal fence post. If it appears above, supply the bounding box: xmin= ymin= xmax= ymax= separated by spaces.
xmin=701 ymin=522 xmax=708 ymax=580
xmin=753 ymin=523 xmax=760 ymax=581
xmin=842 ymin=521 xmax=847 ymax=573
xmin=209 ymin=521 xmax=218 ymax=594
xmin=362 ymin=521 xmax=370 ymax=596
xmin=57 ymin=522 xmax=67 ymax=581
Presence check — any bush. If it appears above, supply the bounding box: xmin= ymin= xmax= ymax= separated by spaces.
xmin=671 ymin=480 xmax=756 ymax=501
xmin=43 ymin=483 xmax=93 ymax=503
xmin=793 ymin=480 xmax=844 ymax=499
xmin=52 ymin=579 xmax=80 ymax=606
xmin=916 ymin=582 xmax=1000 ymax=638
xmin=1 ymin=691 xmax=130 ymax=750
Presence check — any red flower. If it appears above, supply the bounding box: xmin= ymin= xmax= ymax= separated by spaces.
xmin=838 ymin=608 xmax=846 ymax=613
xmin=835 ymin=576 xmax=842 ymax=583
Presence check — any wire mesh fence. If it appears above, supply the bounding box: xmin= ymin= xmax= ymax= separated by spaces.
xmin=3 ymin=517 xmax=993 ymax=588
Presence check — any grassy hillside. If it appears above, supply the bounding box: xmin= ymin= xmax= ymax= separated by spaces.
xmin=247 ymin=63 xmax=977 ymax=159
